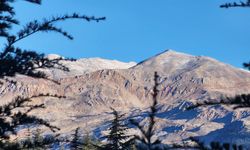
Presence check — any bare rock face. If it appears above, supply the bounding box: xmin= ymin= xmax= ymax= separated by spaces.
xmin=1 ymin=50 xmax=250 ymax=146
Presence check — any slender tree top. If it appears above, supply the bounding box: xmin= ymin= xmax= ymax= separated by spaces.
xmin=130 ymin=72 xmax=162 ymax=150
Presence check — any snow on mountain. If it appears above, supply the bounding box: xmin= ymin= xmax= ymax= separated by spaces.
xmin=1 ymin=49 xmax=250 ymax=147
xmin=42 ymin=54 xmax=136 ymax=79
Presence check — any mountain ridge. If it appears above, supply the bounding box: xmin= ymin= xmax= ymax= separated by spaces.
xmin=1 ymin=50 xmax=250 ymax=147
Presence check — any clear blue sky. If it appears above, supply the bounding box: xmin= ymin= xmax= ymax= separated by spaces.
xmin=10 ymin=0 xmax=250 ymax=68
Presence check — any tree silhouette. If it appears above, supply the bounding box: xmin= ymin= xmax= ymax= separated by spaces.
xmin=0 ymin=94 xmax=64 ymax=149
xmin=103 ymin=108 xmax=132 ymax=150
xmin=82 ymin=132 xmax=101 ymax=150
xmin=130 ymin=72 xmax=164 ymax=150
xmin=68 ymin=127 xmax=102 ymax=150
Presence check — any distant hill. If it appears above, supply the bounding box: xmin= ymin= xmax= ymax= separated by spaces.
xmin=1 ymin=49 xmax=250 ymax=147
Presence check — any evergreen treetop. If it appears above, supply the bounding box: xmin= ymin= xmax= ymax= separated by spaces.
xmin=103 ymin=108 xmax=132 ymax=150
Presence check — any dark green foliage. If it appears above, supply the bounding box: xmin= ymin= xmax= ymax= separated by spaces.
xmin=0 ymin=94 xmax=62 ymax=137
xmin=172 ymin=137 xmax=243 ymax=150
xmin=186 ymin=137 xmax=243 ymax=150
xmin=24 ymin=0 xmax=42 ymax=4
xmin=0 ymin=94 xmax=65 ymax=149
xmin=130 ymin=72 xmax=163 ymax=150
xmin=220 ymin=0 xmax=250 ymax=8
xmin=0 ymin=0 xmax=105 ymax=80
xmin=243 ymin=62 xmax=250 ymax=71
xmin=82 ymin=133 xmax=100 ymax=150
xmin=187 ymin=94 xmax=250 ymax=109
xmin=103 ymin=108 xmax=132 ymax=150
xmin=0 ymin=140 xmax=20 ymax=150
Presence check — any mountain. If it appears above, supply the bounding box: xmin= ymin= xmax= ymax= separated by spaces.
xmin=42 ymin=54 xmax=136 ymax=79
xmin=1 ymin=50 xmax=250 ymax=147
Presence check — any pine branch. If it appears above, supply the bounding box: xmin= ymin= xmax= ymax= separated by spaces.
xmin=0 ymin=13 xmax=105 ymax=80
xmin=0 ymin=46 xmax=73 ymax=84
xmin=0 ymin=94 xmax=65 ymax=117
xmin=0 ymin=0 xmax=40 ymax=39
xmin=11 ymin=112 xmax=60 ymax=132
xmin=24 ymin=0 xmax=42 ymax=4
xmin=0 ymin=1 xmax=15 ymax=15
xmin=13 ymin=13 xmax=105 ymax=45
xmin=0 ymin=16 xmax=18 ymax=24
xmin=187 ymin=94 xmax=250 ymax=110
xmin=243 ymin=62 xmax=250 ymax=70
xmin=220 ymin=0 xmax=250 ymax=8
xmin=0 ymin=94 xmax=65 ymax=139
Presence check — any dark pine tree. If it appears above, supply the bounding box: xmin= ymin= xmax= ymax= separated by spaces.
xmin=103 ymin=108 xmax=132 ymax=150
xmin=82 ymin=132 xmax=101 ymax=150
xmin=130 ymin=72 xmax=164 ymax=150
xmin=69 ymin=127 xmax=102 ymax=150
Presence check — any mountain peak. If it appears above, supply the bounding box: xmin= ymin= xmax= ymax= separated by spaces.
xmin=160 ymin=49 xmax=177 ymax=53
xmin=134 ymin=49 xmax=194 ymax=69
xmin=155 ymin=49 xmax=193 ymax=57
xmin=46 ymin=54 xmax=64 ymax=60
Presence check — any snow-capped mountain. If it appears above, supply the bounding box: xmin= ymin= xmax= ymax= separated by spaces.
xmin=1 ymin=50 xmax=250 ymax=147
xmin=42 ymin=54 xmax=136 ymax=79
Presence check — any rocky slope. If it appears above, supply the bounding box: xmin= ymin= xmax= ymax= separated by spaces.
xmin=1 ymin=50 xmax=250 ymax=147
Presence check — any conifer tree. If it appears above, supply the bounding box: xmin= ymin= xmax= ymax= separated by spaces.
xmin=82 ymin=133 xmax=99 ymax=150
xmin=69 ymin=127 xmax=102 ymax=150
xmin=83 ymin=135 xmax=92 ymax=150
xmin=103 ymin=108 xmax=131 ymax=150
xmin=130 ymin=72 xmax=164 ymax=150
